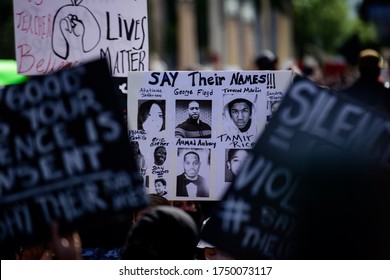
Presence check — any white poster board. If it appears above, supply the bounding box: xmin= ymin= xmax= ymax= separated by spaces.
xmin=127 ymin=70 xmax=293 ymax=200
xmin=13 ymin=0 xmax=148 ymax=77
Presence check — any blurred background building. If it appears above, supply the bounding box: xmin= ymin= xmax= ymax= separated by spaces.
xmin=148 ymin=0 xmax=295 ymax=70
xmin=1 ymin=0 xmax=388 ymax=81
xmin=147 ymin=0 xmax=386 ymax=75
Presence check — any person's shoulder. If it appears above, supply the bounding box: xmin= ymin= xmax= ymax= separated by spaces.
xmin=176 ymin=119 xmax=188 ymax=127
xmin=199 ymin=119 xmax=211 ymax=127
xmin=198 ymin=174 xmax=207 ymax=181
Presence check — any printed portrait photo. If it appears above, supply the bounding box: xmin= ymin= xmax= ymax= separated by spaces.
xmin=154 ymin=178 xmax=168 ymax=197
xmin=224 ymin=148 xmax=250 ymax=182
xmin=266 ymin=100 xmax=282 ymax=122
xmin=176 ymin=148 xmax=211 ymax=198
xmin=175 ymin=100 xmax=212 ymax=139
xmin=222 ymin=94 xmax=257 ymax=135
xmin=137 ymin=100 xmax=166 ymax=134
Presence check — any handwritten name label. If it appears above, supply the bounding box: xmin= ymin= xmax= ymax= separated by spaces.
xmin=217 ymin=134 xmax=256 ymax=148
xmin=267 ymin=91 xmax=283 ymax=100
xmin=139 ymin=88 xmax=162 ymax=98
xmin=151 ymin=165 xmax=169 ymax=177
xmin=129 ymin=130 xmax=146 ymax=141
xmin=150 ymin=138 xmax=169 ymax=147
xmin=176 ymin=138 xmax=217 ymax=149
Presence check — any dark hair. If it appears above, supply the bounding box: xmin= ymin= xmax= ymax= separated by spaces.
xmin=130 ymin=141 xmax=142 ymax=155
xmin=122 ymin=206 xmax=199 ymax=259
xmin=187 ymin=100 xmax=200 ymax=108
xmin=227 ymin=149 xmax=238 ymax=161
xmin=228 ymin=98 xmax=252 ymax=116
xmin=255 ymin=50 xmax=278 ymax=70
xmin=154 ymin=178 xmax=166 ymax=186
xmin=183 ymin=151 xmax=200 ymax=162
xmin=359 ymin=55 xmax=381 ymax=79
xmin=154 ymin=146 xmax=166 ymax=154
xmin=137 ymin=100 xmax=165 ymax=130
xmin=148 ymin=193 xmax=170 ymax=207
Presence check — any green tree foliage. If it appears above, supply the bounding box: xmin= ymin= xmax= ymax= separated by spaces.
xmin=293 ymin=0 xmax=351 ymax=56
xmin=292 ymin=0 xmax=377 ymax=57
xmin=349 ymin=18 xmax=378 ymax=45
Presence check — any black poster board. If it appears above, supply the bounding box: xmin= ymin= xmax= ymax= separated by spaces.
xmin=202 ymin=77 xmax=390 ymax=259
xmin=0 ymin=60 xmax=148 ymax=251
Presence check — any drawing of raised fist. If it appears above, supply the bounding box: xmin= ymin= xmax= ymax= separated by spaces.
xmin=52 ymin=0 xmax=101 ymax=60
xmin=60 ymin=14 xmax=84 ymax=37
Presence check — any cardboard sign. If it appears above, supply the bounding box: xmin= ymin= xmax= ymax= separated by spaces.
xmin=0 ymin=60 xmax=147 ymax=250
xmin=13 ymin=0 xmax=148 ymax=77
xmin=127 ymin=70 xmax=293 ymax=200
xmin=202 ymin=77 xmax=390 ymax=259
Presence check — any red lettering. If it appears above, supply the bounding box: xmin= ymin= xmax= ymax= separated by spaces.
xmin=15 ymin=10 xmax=52 ymax=39
xmin=17 ymin=44 xmax=35 ymax=73
xmin=17 ymin=44 xmax=79 ymax=75
xmin=36 ymin=58 xmax=45 ymax=73
xmin=16 ymin=11 xmax=24 ymax=29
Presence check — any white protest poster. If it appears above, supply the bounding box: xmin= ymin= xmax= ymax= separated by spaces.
xmin=13 ymin=0 xmax=148 ymax=77
xmin=127 ymin=70 xmax=293 ymax=200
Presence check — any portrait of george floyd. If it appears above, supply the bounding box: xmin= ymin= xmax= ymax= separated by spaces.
xmin=175 ymin=100 xmax=212 ymax=138
xmin=222 ymin=94 xmax=257 ymax=135
xmin=176 ymin=148 xmax=211 ymax=198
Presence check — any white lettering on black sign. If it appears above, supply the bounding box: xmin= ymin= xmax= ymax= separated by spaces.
xmin=0 ymin=61 xmax=146 ymax=246
xmin=272 ymin=80 xmax=390 ymax=168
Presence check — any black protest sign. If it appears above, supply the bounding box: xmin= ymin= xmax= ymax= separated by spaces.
xmin=202 ymin=77 xmax=390 ymax=259
xmin=110 ymin=77 xmax=128 ymax=128
xmin=0 ymin=60 xmax=148 ymax=250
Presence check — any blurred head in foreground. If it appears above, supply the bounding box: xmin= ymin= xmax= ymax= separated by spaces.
xmin=122 ymin=206 xmax=199 ymax=259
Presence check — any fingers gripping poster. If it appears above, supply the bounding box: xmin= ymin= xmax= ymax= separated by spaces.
xmin=127 ymin=70 xmax=293 ymax=200
xmin=13 ymin=0 xmax=148 ymax=77
xmin=0 ymin=60 xmax=148 ymax=251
